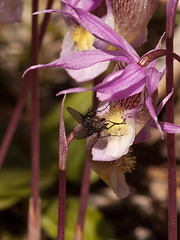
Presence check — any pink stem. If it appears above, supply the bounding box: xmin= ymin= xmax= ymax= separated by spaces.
xmin=57 ymin=132 xmax=74 ymax=240
xmin=166 ymin=37 xmax=177 ymax=240
xmin=74 ymin=161 xmax=91 ymax=240
xmin=166 ymin=1 xmax=178 ymax=238
xmin=27 ymin=1 xmax=41 ymax=240
xmin=31 ymin=0 xmax=39 ymax=213
xmin=73 ymin=75 xmax=101 ymax=240
xmin=39 ymin=0 xmax=54 ymax=47
xmin=0 ymin=0 xmax=53 ymax=169
xmin=0 ymin=77 xmax=31 ymax=168
xmin=58 ymin=95 xmax=71 ymax=240
xmin=58 ymin=169 xmax=66 ymax=240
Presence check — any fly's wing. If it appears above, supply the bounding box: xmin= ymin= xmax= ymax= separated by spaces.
xmin=73 ymin=124 xmax=88 ymax=139
xmin=66 ymin=107 xmax=84 ymax=124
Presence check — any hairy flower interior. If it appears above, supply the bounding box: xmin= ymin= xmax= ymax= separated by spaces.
xmin=72 ymin=25 xmax=94 ymax=51
xmin=119 ymin=154 xmax=136 ymax=174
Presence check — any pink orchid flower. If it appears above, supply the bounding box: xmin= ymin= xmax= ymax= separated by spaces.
xmin=23 ymin=1 xmax=180 ymax=199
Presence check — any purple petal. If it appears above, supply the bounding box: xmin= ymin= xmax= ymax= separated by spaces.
xmin=134 ymin=89 xmax=174 ymax=142
xmin=166 ymin=0 xmax=179 ymax=38
xmin=23 ymin=49 xmax=129 ymax=77
xmin=110 ymin=0 xmax=157 ymax=44
xmin=134 ymin=127 xmax=152 ymax=144
xmin=150 ymin=122 xmax=180 ymax=134
xmin=93 ymin=0 xmax=115 ymax=49
xmin=33 ymin=9 xmax=61 ymax=15
xmin=145 ymin=96 xmax=163 ymax=138
xmin=60 ymin=1 xmax=115 ymax=82
xmin=97 ymin=78 xmax=145 ymax=101
xmin=56 ymin=87 xmax=88 ymax=96
xmin=66 ymin=61 xmax=110 ymax=82
xmin=95 ymin=64 xmax=144 ymax=93
xmin=63 ymin=3 xmax=139 ymax=62
xmin=60 ymin=25 xmax=110 ymax=82
xmin=110 ymin=172 xmax=129 ymax=199
xmin=63 ymin=0 xmax=103 ymax=12
xmin=145 ymin=67 xmax=162 ymax=94
xmin=145 ymin=67 xmax=165 ymax=137
xmin=131 ymin=28 xmax=148 ymax=48
xmin=155 ymin=89 xmax=173 ymax=116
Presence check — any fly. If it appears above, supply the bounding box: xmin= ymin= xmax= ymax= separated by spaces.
xmin=67 ymin=107 xmax=125 ymax=139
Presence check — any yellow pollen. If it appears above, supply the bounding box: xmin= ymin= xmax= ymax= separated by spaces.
xmin=72 ymin=25 xmax=94 ymax=51
xmin=119 ymin=155 xmax=136 ymax=174
xmin=107 ymin=45 xmax=118 ymax=51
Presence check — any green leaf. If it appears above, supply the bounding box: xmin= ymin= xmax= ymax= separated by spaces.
xmin=0 ymin=169 xmax=31 ymax=197
xmin=0 ymin=197 xmax=20 ymax=210
xmin=42 ymin=196 xmax=115 ymax=240
xmin=0 ymin=168 xmax=57 ymax=210
xmin=66 ymin=138 xmax=85 ymax=182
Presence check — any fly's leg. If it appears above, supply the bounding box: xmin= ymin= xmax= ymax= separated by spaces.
xmin=98 ymin=133 xmax=124 ymax=138
xmin=105 ymin=120 xmax=126 ymax=130
xmin=86 ymin=103 xmax=110 ymax=116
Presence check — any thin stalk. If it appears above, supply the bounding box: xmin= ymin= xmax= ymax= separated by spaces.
xmin=0 ymin=0 xmax=53 ymax=169
xmin=74 ymin=161 xmax=91 ymax=240
xmin=58 ymin=95 xmax=69 ymax=240
xmin=166 ymin=37 xmax=177 ymax=240
xmin=39 ymin=0 xmax=54 ymax=47
xmin=28 ymin=197 xmax=41 ymax=240
xmin=165 ymin=1 xmax=178 ymax=239
xmin=58 ymin=132 xmax=73 ymax=240
xmin=58 ymin=169 xmax=66 ymax=240
xmin=73 ymin=75 xmax=102 ymax=240
xmin=28 ymin=0 xmax=40 ymax=239
xmin=0 ymin=76 xmax=31 ymax=168
xmin=31 ymin=0 xmax=39 ymax=212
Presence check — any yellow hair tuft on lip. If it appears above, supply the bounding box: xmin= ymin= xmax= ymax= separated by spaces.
xmin=72 ymin=25 xmax=94 ymax=51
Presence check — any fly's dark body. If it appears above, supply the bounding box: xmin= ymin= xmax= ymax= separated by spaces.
xmin=81 ymin=110 xmax=108 ymax=136
xmin=67 ymin=107 xmax=108 ymax=139
xmin=67 ymin=107 xmax=125 ymax=139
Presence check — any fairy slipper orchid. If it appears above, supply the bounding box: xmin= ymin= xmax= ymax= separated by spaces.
xmin=24 ymin=0 xmax=158 ymax=81
xmin=23 ymin=2 xmax=180 ymax=162
xmin=109 ymin=0 xmax=157 ymax=46
xmin=60 ymin=0 xmax=110 ymax=81
xmin=86 ymin=134 xmax=136 ymax=199
xmin=90 ymin=86 xmax=157 ymax=162
xmin=61 ymin=0 xmax=158 ymax=81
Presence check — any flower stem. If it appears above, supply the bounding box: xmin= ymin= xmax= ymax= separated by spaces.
xmin=39 ymin=0 xmax=54 ymax=47
xmin=58 ymin=95 xmax=69 ymax=240
xmin=73 ymin=75 xmax=102 ymax=240
xmin=58 ymin=169 xmax=66 ymax=240
xmin=28 ymin=197 xmax=41 ymax=240
xmin=166 ymin=37 xmax=177 ymax=240
xmin=74 ymin=161 xmax=91 ymax=240
xmin=0 ymin=77 xmax=31 ymax=168
xmin=28 ymin=0 xmax=40 ymax=239
xmin=165 ymin=0 xmax=179 ymax=238
xmin=31 ymin=0 xmax=39 ymax=211
xmin=0 ymin=0 xmax=53 ymax=170
xmin=165 ymin=1 xmax=178 ymax=238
